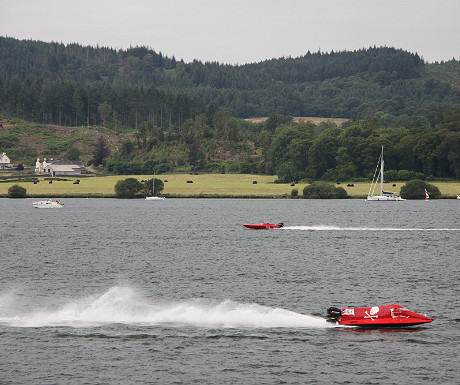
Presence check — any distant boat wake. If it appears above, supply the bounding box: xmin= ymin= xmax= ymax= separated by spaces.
xmin=283 ymin=225 xmax=460 ymax=231
xmin=0 ymin=286 xmax=330 ymax=329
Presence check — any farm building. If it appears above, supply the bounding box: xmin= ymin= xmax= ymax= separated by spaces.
xmin=35 ymin=158 xmax=94 ymax=176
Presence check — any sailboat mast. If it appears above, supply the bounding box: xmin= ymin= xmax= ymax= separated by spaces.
xmin=380 ymin=146 xmax=384 ymax=196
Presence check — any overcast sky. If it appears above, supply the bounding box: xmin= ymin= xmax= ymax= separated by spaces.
xmin=1 ymin=0 xmax=459 ymax=64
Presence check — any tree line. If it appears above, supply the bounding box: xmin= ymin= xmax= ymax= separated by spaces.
xmin=1 ymin=37 xmax=459 ymax=122
xmin=0 ymin=76 xmax=203 ymax=128
xmin=98 ymin=109 xmax=459 ymax=181
xmin=260 ymin=111 xmax=460 ymax=182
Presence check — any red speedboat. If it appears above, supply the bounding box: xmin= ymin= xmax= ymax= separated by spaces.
xmin=243 ymin=222 xmax=284 ymax=230
xmin=326 ymin=305 xmax=433 ymax=327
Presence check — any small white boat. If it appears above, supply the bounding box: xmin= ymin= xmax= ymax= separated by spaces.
xmin=33 ymin=200 xmax=64 ymax=208
xmin=145 ymin=175 xmax=165 ymax=201
xmin=145 ymin=196 xmax=164 ymax=201
xmin=425 ymin=189 xmax=430 ymax=201
xmin=366 ymin=146 xmax=405 ymax=201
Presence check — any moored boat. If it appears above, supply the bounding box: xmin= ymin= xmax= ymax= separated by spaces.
xmin=326 ymin=304 xmax=433 ymax=327
xmin=145 ymin=196 xmax=164 ymax=200
xmin=32 ymin=199 xmax=64 ymax=208
xmin=367 ymin=146 xmax=405 ymax=201
xmin=243 ymin=222 xmax=284 ymax=229
xmin=145 ymin=174 xmax=165 ymax=200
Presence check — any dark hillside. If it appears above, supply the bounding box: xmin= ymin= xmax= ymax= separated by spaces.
xmin=425 ymin=61 xmax=460 ymax=90
xmin=1 ymin=37 xmax=459 ymax=121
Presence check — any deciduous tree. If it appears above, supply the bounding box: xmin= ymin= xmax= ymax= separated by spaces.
xmin=114 ymin=178 xmax=144 ymax=198
xmin=400 ymin=180 xmax=441 ymax=199
xmin=144 ymin=178 xmax=164 ymax=196
xmin=8 ymin=184 xmax=27 ymax=198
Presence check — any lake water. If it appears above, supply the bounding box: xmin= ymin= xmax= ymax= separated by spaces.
xmin=1 ymin=198 xmax=459 ymax=384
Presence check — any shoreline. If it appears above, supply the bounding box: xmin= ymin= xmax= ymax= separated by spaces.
xmin=1 ymin=194 xmax=459 ymax=199
xmin=1 ymin=173 xmax=459 ymax=199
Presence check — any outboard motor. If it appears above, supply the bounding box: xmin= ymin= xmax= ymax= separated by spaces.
xmin=327 ymin=307 xmax=342 ymax=322
xmin=277 ymin=222 xmax=284 ymax=228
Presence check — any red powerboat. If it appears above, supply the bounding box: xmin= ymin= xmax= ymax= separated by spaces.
xmin=326 ymin=305 xmax=433 ymax=327
xmin=243 ymin=222 xmax=284 ymax=230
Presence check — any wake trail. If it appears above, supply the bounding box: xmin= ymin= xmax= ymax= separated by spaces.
xmin=283 ymin=225 xmax=460 ymax=231
xmin=0 ymin=286 xmax=331 ymax=329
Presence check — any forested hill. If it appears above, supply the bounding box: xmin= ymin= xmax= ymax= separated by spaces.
xmin=1 ymin=36 xmax=459 ymax=123
xmin=0 ymin=37 xmax=424 ymax=84
xmin=1 ymin=37 xmax=460 ymax=182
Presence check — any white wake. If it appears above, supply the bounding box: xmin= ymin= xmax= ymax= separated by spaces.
xmin=0 ymin=286 xmax=330 ymax=329
xmin=283 ymin=225 xmax=460 ymax=231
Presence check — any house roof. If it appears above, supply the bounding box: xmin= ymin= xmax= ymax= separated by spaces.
xmin=45 ymin=165 xmax=80 ymax=172
xmin=48 ymin=159 xmax=84 ymax=166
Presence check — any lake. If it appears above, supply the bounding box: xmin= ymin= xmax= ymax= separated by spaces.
xmin=1 ymin=198 xmax=459 ymax=384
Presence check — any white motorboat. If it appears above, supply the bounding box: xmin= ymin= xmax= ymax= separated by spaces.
xmin=366 ymin=146 xmax=405 ymax=201
xmin=33 ymin=199 xmax=64 ymax=208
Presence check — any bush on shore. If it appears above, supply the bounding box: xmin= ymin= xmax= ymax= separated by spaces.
xmin=8 ymin=184 xmax=27 ymax=198
xmin=114 ymin=178 xmax=144 ymax=198
xmin=400 ymin=179 xmax=441 ymax=199
xmin=303 ymin=181 xmax=348 ymax=199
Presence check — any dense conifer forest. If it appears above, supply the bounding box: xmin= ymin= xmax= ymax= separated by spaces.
xmin=0 ymin=36 xmax=459 ymax=180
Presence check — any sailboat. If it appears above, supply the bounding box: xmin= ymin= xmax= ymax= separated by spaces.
xmin=425 ymin=189 xmax=430 ymax=200
xmin=366 ymin=146 xmax=405 ymax=201
xmin=145 ymin=176 xmax=165 ymax=200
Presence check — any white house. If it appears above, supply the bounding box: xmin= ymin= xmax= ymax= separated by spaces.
xmin=0 ymin=152 xmax=12 ymax=169
xmin=0 ymin=152 xmax=10 ymax=164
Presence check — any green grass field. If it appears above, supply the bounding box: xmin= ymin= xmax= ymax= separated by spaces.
xmin=1 ymin=173 xmax=459 ymax=198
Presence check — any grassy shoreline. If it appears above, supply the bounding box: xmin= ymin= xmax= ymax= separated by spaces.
xmin=1 ymin=173 xmax=459 ymax=198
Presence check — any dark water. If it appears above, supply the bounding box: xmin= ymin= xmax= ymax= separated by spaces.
xmin=1 ymin=198 xmax=459 ymax=384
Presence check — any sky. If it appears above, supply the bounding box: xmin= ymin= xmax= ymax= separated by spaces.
xmin=1 ymin=0 xmax=459 ymax=64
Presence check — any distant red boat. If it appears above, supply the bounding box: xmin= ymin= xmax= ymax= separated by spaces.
xmin=326 ymin=305 xmax=433 ymax=327
xmin=243 ymin=222 xmax=284 ymax=230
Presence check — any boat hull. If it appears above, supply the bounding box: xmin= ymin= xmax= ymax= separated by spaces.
xmin=327 ymin=305 xmax=433 ymax=327
xmin=243 ymin=223 xmax=283 ymax=229
xmin=145 ymin=196 xmax=165 ymax=200
xmin=366 ymin=195 xmax=405 ymax=201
